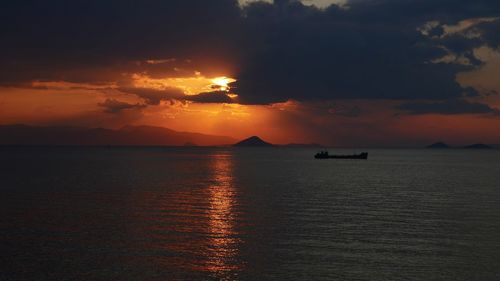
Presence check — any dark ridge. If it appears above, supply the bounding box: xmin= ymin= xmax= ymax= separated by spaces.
xmin=427 ymin=142 xmax=450 ymax=149
xmin=234 ymin=136 xmax=273 ymax=147
xmin=0 ymin=124 xmax=236 ymax=146
xmin=183 ymin=142 xmax=198 ymax=147
xmin=464 ymin=143 xmax=493 ymax=149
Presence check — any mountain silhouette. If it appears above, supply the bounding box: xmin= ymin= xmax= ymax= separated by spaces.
xmin=234 ymin=136 xmax=273 ymax=147
xmin=427 ymin=142 xmax=450 ymax=149
xmin=464 ymin=143 xmax=493 ymax=149
xmin=0 ymin=124 xmax=236 ymax=146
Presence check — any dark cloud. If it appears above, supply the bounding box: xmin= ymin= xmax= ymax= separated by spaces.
xmin=98 ymin=99 xmax=146 ymax=113
xmin=329 ymin=105 xmax=363 ymax=118
xmin=1 ymin=0 xmax=500 ymax=104
xmin=0 ymin=0 xmax=243 ymax=85
xmin=0 ymin=0 xmax=243 ymax=59
xmin=233 ymin=0 xmax=500 ymax=104
xmin=481 ymin=20 xmax=500 ymax=48
xmin=116 ymin=86 xmax=237 ymax=105
xmin=118 ymin=87 xmax=185 ymax=105
xmin=398 ymin=99 xmax=500 ymax=115
xmin=186 ymin=91 xmax=237 ymax=103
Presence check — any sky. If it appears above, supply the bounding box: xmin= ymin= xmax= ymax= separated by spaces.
xmin=1 ymin=0 xmax=500 ymax=146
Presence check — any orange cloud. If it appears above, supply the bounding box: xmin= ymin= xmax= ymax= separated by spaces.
xmin=130 ymin=73 xmax=236 ymax=96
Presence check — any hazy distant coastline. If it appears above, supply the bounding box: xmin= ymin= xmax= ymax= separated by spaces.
xmin=1 ymin=124 xmax=497 ymax=148
xmin=0 ymin=124 xmax=236 ymax=146
xmin=427 ymin=142 xmax=495 ymax=149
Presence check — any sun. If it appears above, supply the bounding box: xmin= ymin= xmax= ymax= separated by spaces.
xmin=211 ymin=77 xmax=236 ymax=92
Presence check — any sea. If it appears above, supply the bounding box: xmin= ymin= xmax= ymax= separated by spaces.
xmin=1 ymin=147 xmax=500 ymax=281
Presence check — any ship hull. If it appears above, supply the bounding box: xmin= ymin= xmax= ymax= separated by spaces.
xmin=314 ymin=153 xmax=368 ymax=160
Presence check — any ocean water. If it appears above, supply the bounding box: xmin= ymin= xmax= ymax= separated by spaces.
xmin=1 ymin=147 xmax=500 ymax=281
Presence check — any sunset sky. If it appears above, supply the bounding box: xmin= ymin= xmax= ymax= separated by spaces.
xmin=1 ymin=0 xmax=500 ymax=146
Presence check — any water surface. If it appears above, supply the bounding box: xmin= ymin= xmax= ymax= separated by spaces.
xmin=1 ymin=147 xmax=500 ymax=280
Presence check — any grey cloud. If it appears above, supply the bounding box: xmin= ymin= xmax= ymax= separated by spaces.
xmin=185 ymin=91 xmax=237 ymax=103
xmin=1 ymin=0 xmax=500 ymax=105
xmin=398 ymin=99 xmax=500 ymax=115
xmin=98 ymin=99 xmax=146 ymax=113
xmin=118 ymin=87 xmax=185 ymax=105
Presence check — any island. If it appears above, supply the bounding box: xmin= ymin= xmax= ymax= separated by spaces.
xmin=464 ymin=143 xmax=493 ymax=149
xmin=234 ymin=136 xmax=274 ymax=147
xmin=427 ymin=142 xmax=450 ymax=149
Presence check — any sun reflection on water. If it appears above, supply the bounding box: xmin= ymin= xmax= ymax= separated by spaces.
xmin=126 ymin=151 xmax=244 ymax=279
xmin=203 ymin=152 xmax=242 ymax=277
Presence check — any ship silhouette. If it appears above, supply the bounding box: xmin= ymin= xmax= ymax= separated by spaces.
xmin=314 ymin=151 xmax=368 ymax=160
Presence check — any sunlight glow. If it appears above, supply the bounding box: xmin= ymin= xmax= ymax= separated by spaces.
xmin=132 ymin=74 xmax=237 ymax=95
xmin=211 ymin=77 xmax=237 ymax=92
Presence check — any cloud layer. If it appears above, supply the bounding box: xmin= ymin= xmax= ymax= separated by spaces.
xmin=1 ymin=0 xmax=499 ymax=105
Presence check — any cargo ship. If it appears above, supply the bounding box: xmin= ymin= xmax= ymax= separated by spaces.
xmin=314 ymin=151 xmax=368 ymax=160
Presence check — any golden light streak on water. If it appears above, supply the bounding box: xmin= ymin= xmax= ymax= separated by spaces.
xmin=203 ymin=152 xmax=242 ymax=278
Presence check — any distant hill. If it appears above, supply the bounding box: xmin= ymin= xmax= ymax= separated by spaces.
xmin=427 ymin=142 xmax=450 ymax=149
xmin=234 ymin=136 xmax=273 ymax=147
xmin=0 ymin=124 xmax=236 ymax=146
xmin=464 ymin=143 xmax=493 ymax=149
xmin=426 ymin=142 xmax=495 ymax=149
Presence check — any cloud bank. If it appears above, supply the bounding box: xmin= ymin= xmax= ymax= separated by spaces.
xmin=1 ymin=0 xmax=499 ymax=105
